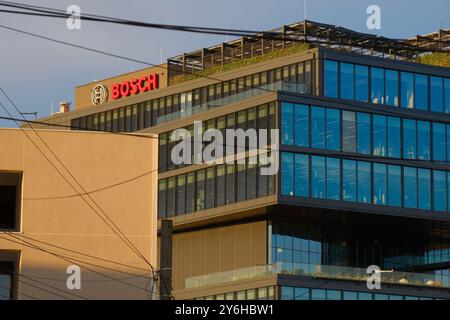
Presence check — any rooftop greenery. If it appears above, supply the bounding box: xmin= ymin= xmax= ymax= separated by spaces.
xmin=415 ymin=52 xmax=450 ymax=68
xmin=170 ymin=43 xmax=313 ymax=85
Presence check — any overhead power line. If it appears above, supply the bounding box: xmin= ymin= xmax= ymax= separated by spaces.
xmin=0 ymin=0 xmax=448 ymax=52
xmin=0 ymin=90 xmax=157 ymax=278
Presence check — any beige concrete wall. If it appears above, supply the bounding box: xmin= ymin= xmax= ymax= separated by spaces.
xmin=158 ymin=221 xmax=267 ymax=291
xmin=0 ymin=128 xmax=158 ymax=300
xmin=74 ymin=65 xmax=168 ymax=110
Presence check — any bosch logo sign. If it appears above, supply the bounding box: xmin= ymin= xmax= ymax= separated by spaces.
xmin=111 ymin=73 xmax=159 ymax=100
xmin=91 ymin=84 xmax=109 ymax=105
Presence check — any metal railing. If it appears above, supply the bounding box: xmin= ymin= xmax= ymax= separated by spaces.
xmin=185 ymin=262 xmax=450 ymax=289
xmin=157 ymin=81 xmax=307 ymax=125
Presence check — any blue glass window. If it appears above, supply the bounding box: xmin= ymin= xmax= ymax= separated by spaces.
xmin=448 ymin=172 xmax=450 ymax=212
xmin=343 ymin=111 xmax=356 ymax=153
xmin=418 ymin=168 xmax=431 ymax=210
xmin=294 ymin=154 xmax=309 ymax=197
xmin=326 ymin=158 xmax=340 ymax=200
xmin=326 ymin=108 xmax=340 ymax=151
xmin=387 ymin=117 xmax=400 ymax=158
xmin=417 ymin=121 xmax=430 ymax=160
xmin=311 ymin=289 xmax=326 ymax=300
xmin=371 ymin=67 xmax=384 ymax=104
xmin=401 ymin=72 xmax=414 ymax=109
xmin=404 ymin=167 xmax=417 ymax=208
xmin=445 ymin=78 xmax=450 ymax=114
xmin=432 ymin=123 xmax=446 ymax=162
xmin=447 ymin=124 xmax=450 ymax=163
xmin=340 ymin=63 xmax=354 ymax=100
xmin=433 ymin=171 xmax=446 ymax=212
xmin=415 ymin=74 xmax=428 ymax=110
xmin=355 ymin=65 xmax=369 ymax=102
xmin=282 ymin=102 xmax=294 ymax=145
xmin=430 ymin=77 xmax=444 ymax=113
xmin=324 ymin=60 xmax=338 ymax=98
xmin=403 ymin=119 xmax=417 ymax=159
xmin=385 ymin=69 xmax=399 ymax=106
xmin=311 ymin=156 xmax=325 ymax=199
xmin=388 ymin=165 xmax=401 ymax=207
xmin=281 ymin=152 xmax=294 ymax=195
xmin=357 ymin=161 xmax=371 ymax=204
xmin=343 ymin=160 xmax=356 ymax=202
xmin=373 ymin=115 xmax=386 ymax=156
xmin=357 ymin=112 xmax=371 ymax=154
xmin=294 ymin=104 xmax=309 ymax=147
xmin=311 ymin=106 xmax=325 ymax=149
xmin=373 ymin=163 xmax=387 ymax=205
xmin=281 ymin=287 xmax=294 ymax=300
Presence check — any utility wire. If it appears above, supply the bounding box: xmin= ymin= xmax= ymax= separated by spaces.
xmin=0 ymin=89 xmax=156 ymax=276
xmin=0 ymin=233 xmax=152 ymax=295
xmin=0 ymin=265 xmax=88 ymax=300
xmin=0 ymin=0 xmax=448 ymax=51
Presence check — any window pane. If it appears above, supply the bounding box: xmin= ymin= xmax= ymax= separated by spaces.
xmin=415 ymin=74 xmax=428 ymax=110
xmin=216 ymin=165 xmax=225 ymax=207
xmin=373 ymin=115 xmax=386 ymax=156
xmin=158 ymin=179 xmax=167 ymax=218
xmin=311 ymin=289 xmax=326 ymax=300
xmin=447 ymin=124 xmax=450 ymax=163
xmin=343 ymin=160 xmax=357 ymax=202
xmin=282 ymin=102 xmax=294 ymax=145
xmin=371 ymin=67 xmax=384 ymax=104
xmin=311 ymin=156 xmax=325 ymax=199
xmin=448 ymin=172 xmax=450 ymax=212
xmin=177 ymin=175 xmax=186 ymax=215
xmin=281 ymin=287 xmax=294 ymax=300
xmin=324 ymin=60 xmax=338 ymax=98
xmin=282 ymin=153 xmax=294 ymax=196
xmin=357 ymin=112 xmax=371 ymax=155
xmin=433 ymin=170 xmax=446 ymax=212
xmin=404 ymin=167 xmax=417 ymax=208
xmin=247 ymin=162 xmax=256 ymax=200
xmin=358 ymin=161 xmax=371 ymax=204
xmin=343 ymin=111 xmax=356 ymax=152
xmin=205 ymin=168 xmax=215 ymax=209
xmin=295 ymin=154 xmax=309 ymax=197
xmin=343 ymin=291 xmax=358 ymax=300
xmin=373 ymin=163 xmax=387 ymax=205
xmin=340 ymin=63 xmax=354 ymax=99
xmin=385 ymin=69 xmax=399 ymax=106
xmin=312 ymin=107 xmax=325 ymax=149
xmin=401 ymin=72 xmax=414 ymax=108
xmin=433 ymin=123 xmax=446 ymax=162
xmin=387 ymin=117 xmax=401 ymax=158
xmin=355 ymin=65 xmax=369 ymax=102
xmin=294 ymin=287 xmax=309 ymax=300
xmin=417 ymin=121 xmax=430 ymax=160
xmin=326 ymin=158 xmax=340 ymax=200
xmin=186 ymin=173 xmax=195 ymax=213
xmin=327 ymin=290 xmax=341 ymax=300
xmin=294 ymin=104 xmax=309 ymax=147
xmin=388 ymin=165 xmax=401 ymax=207
xmin=445 ymin=78 xmax=450 ymax=114
xmin=237 ymin=164 xmax=246 ymax=202
xmin=226 ymin=164 xmax=235 ymax=204
xmin=196 ymin=170 xmax=205 ymax=211
xmin=418 ymin=168 xmax=431 ymax=210
xmin=403 ymin=119 xmax=417 ymax=159
xmin=430 ymin=77 xmax=444 ymax=113
xmin=326 ymin=108 xmax=340 ymax=151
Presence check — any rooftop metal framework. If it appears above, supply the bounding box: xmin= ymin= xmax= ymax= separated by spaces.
xmin=167 ymin=20 xmax=450 ymax=82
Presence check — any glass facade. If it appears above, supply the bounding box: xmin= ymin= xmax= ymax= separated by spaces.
xmin=281 ymin=151 xmax=450 ymax=212
xmin=280 ymin=286 xmax=436 ymax=300
xmin=281 ymin=102 xmax=450 ymax=163
xmin=158 ymin=159 xmax=275 ymax=218
xmin=324 ymin=60 xmax=450 ymax=114
xmin=194 ymin=286 xmax=276 ymax=300
xmin=0 ymin=262 xmax=13 ymax=301
xmin=72 ymin=61 xmax=312 ymax=132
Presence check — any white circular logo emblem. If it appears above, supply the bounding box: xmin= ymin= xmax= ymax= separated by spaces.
xmin=91 ymin=84 xmax=109 ymax=105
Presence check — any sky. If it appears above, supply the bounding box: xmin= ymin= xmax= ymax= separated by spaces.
xmin=0 ymin=0 xmax=449 ymax=127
